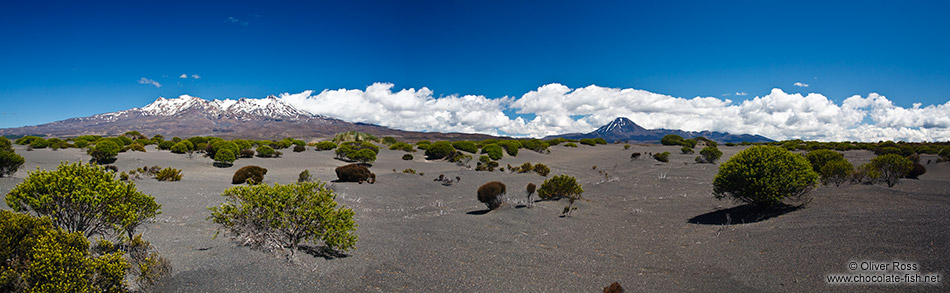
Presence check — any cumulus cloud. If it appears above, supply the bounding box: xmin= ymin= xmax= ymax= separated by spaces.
xmin=794 ymin=82 xmax=809 ymax=87
xmin=138 ymin=77 xmax=161 ymax=88
xmin=179 ymin=74 xmax=188 ymax=78
xmin=191 ymin=74 xmax=200 ymax=79
xmin=275 ymin=82 xmax=950 ymax=142
xmin=735 ymin=92 xmax=748 ymax=96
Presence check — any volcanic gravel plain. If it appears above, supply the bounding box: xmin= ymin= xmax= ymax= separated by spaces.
xmin=1 ymin=143 xmax=947 ymax=292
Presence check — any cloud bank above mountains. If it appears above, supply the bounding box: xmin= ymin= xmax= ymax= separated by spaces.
xmin=278 ymin=82 xmax=950 ymax=142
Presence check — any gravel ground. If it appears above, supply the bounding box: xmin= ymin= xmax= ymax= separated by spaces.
xmin=1 ymin=144 xmax=947 ymax=292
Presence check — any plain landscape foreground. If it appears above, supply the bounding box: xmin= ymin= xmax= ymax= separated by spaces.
xmin=1 ymin=144 xmax=947 ymax=292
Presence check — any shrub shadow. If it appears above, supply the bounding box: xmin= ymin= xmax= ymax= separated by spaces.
xmin=212 ymin=162 xmax=233 ymax=168
xmin=466 ymin=209 xmax=490 ymax=215
xmin=298 ymin=245 xmax=349 ymax=260
xmin=688 ymin=203 xmax=801 ymax=225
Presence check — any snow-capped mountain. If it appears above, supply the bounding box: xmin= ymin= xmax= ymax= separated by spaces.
xmin=549 ymin=117 xmax=773 ymax=143
xmin=0 ymin=95 xmax=500 ymax=140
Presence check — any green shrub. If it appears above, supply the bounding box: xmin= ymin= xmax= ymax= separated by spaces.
xmin=851 ymin=163 xmax=880 ymax=185
xmin=661 ymin=134 xmax=684 ymax=146
xmin=498 ymin=140 xmax=521 ymax=156
xmin=214 ymin=149 xmax=237 ymax=166
xmin=293 ymin=145 xmax=306 ymax=152
xmin=239 ymin=149 xmax=255 ymax=158
xmin=481 ymin=144 xmax=503 ymax=160
xmin=14 ymin=135 xmax=41 ymax=145
xmin=526 ymin=183 xmax=537 ymax=204
xmin=124 ymin=142 xmax=147 ymax=152
xmin=402 ymin=153 xmax=414 ymax=160
xmin=88 ymin=140 xmax=120 ymax=164
xmin=298 ymin=170 xmax=312 ymax=183
xmin=871 ymin=154 xmax=912 ymax=187
xmin=28 ymin=138 xmax=50 ymax=149
xmin=313 ymin=141 xmax=338 ymax=151
xmin=382 ymin=136 xmax=397 ymax=145
xmin=5 ymin=162 xmax=161 ymax=239
xmin=653 ymin=152 xmax=670 ymax=163
xmin=335 ymin=141 xmax=379 ymax=162
xmin=537 ymin=175 xmax=583 ymax=201
xmin=820 ymin=159 xmax=853 ymax=187
xmin=681 ymin=139 xmax=697 ymax=148
xmin=351 ymin=148 xmax=377 ymax=164
xmin=425 ymin=141 xmax=457 ymax=160
xmin=402 ymin=168 xmax=417 ymax=175
xmin=415 ymin=140 xmax=431 ymax=150
xmin=564 ymin=142 xmax=578 ymax=148
xmin=698 ymin=146 xmax=723 ymax=163
xmin=477 ymin=181 xmax=506 ymax=210
xmin=712 ymin=146 xmax=818 ymax=208
xmin=331 ymin=131 xmax=377 ymax=143
xmin=518 ymin=162 xmax=533 ymax=173
xmin=624 ymin=144 xmax=631 ymax=150
xmin=0 ymin=210 xmax=130 ymax=292
xmin=630 ymin=152 xmax=641 ymax=160
xmin=256 ymin=145 xmax=277 ymax=158
xmin=451 ymin=141 xmax=478 ymax=153
xmin=170 ymin=141 xmax=193 ymax=154
xmin=681 ymin=146 xmax=694 ymax=154
xmin=593 ymin=138 xmax=608 ymax=145
xmin=232 ymin=166 xmax=267 ymax=185
xmin=209 ymin=182 xmax=358 ymax=254
xmin=389 ymin=142 xmax=415 ymax=152
xmin=521 ymin=139 xmax=549 ymax=153
xmin=155 ymin=167 xmax=183 ymax=182
xmin=533 ymin=163 xmax=551 ymax=176
xmin=479 ymin=155 xmax=491 ymax=164
xmin=447 ymin=151 xmax=472 ymax=165
xmin=157 ymin=140 xmax=175 ymax=150
xmin=805 ymin=149 xmax=844 ymax=173
xmin=0 ymin=150 xmax=25 ymax=177
xmin=579 ymin=139 xmax=597 ymax=146
xmin=335 ymin=164 xmax=376 ymax=184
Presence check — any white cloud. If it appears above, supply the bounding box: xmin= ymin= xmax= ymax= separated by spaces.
xmin=227 ymin=16 xmax=248 ymax=26
xmin=735 ymin=92 xmax=748 ymax=96
xmin=191 ymin=74 xmax=200 ymax=79
xmin=179 ymin=74 xmax=188 ymax=79
xmin=794 ymin=82 xmax=809 ymax=87
xmin=138 ymin=77 xmax=161 ymax=88
xmin=274 ymin=83 xmax=950 ymax=142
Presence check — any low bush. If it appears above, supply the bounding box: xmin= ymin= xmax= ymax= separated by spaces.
xmin=871 ymin=154 xmax=912 ymax=187
xmin=820 ymin=159 xmax=853 ymax=187
xmin=88 ymin=140 xmax=120 ymax=164
xmin=157 ymin=140 xmax=175 ymax=150
xmin=256 ymin=145 xmax=277 ymax=158
xmin=232 ymin=166 xmax=267 ymax=185
xmin=335 ymin=164 xmax=376 ymax=184
xmin=0 ymin=150 xmax=24 ymax=177
xmin=630 ymin=152 xmax=641 ymax=160
xmin=382 ymin=136 xmax=397 ymax=145
xmin=481 ymin=144 xmax=503 ymax=160
xmin=521 ymin=139 xmax=549 ymax=153
xmin=401 ymin=168 xmax=417 ymax=175
xmin=239 ymin=149 xmax=255 ymax=158
xmin=209 ymin=182 xmax=358 ymax=255
xmin=214 ymin=149 xmax=237 ymax=167
xmin=564 ymin=142 xmax=578 ymax=147
xmin=447 ymin=151 xmax=472 ymax=166
xmin=851 ymin=163 xmax=880 ymax=185
xmin=805 ymin=149 xmax=844 ymax=173
xmin=661 ymin=134 xmax=684 ymax=146
xmin=6 ymin=162 xmax=160 ymax=239
xmin=425 ymin=141 xmax=456 ymax=160
xmin=713 ymin=145 xmax=818 ymax=208
xmin=389 ymin=142 xmax=415 ymax=152
xmin=498 ymin=140 xmax=520 ymax=156
xmin=653 ymin=152 xmax=670 ymax=163
xmin=681 ymin=146 xmax=694 ymax=154
xmin=537 ymin=175 xmax=583 ymax=201
xmin=698 ymin=146 xmax=723 ymax=163
xmin=402 ymin=153 xmax=414 ymax=160
xmin=170 ymin=141 xmax=193 ymax=154
xmin=155 ymin=167 xmax=183 ymax=182
xmin=518 ymin=162 xmax=533 ymax=173
xmin=477 ymin=181 xmax=506 ymax=210
xmin=298 ymin=170 xmax=312 ymax=182
xmin=293 ymin=145 xmax=306 ymax=152
xmin=451 ymin=141 xmax=478 ymax=153
xmin=579 ymin=139 xmax=597 ymax=146
xmin=533 ymin=163 xmax=551 ymax=176
xmin=313 ymin=141 xmax=338 ymax=151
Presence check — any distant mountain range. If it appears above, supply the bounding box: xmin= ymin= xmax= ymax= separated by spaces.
xmin=0 ymin=95 xmax=499 ymax=141
xmin=547 ymin=117 xmax=772 ymax=143
xmin=0 ymin=96 xmax=772 ymax=143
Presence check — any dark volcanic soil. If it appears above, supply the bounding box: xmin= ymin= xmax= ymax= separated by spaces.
xmin=1 ymin=144 xmax=947 ymax=292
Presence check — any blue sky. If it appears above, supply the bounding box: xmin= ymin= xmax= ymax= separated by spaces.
xmin=1 ymin=1 xmax=949 ymax=141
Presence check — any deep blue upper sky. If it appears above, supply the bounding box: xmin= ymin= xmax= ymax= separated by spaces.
xmin=1 ymin=0 xmax=948 ymax=128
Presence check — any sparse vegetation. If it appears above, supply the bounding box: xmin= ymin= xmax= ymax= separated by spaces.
xmin=256 ymin=145 xmax=278 ymax=158
xmin=477 ymin=181 xmax=506 ymax=210
xmin=155 ymin=167 xmax=183 ymax=182
xmin=820 ymin=159 xmax=853 ymax=187
xmin=232 ymin=166 xmax=268 ymax=185
xmin=335 ymin=141 xmax=379 ymax=163
xmin=0 ymin=149 xmax=24 ymax=177
xmin=681 ymin=146 xmax=694 ymax=154
xmin=713 ymin=145 xmax=818 ymax=208
xmin=88 ymin=140 xmax=120 ymax=164
xmin=209 ymin=181 xmax=358 ymax=255
xmin=525 ymin=183 xmax=537 ymax=207
xmin=564 ymin=142 xmax=578 ymax=148
xmin=298 ymin=170 xmax=312 ymax=182
xmin=335 ymin=164 xmax=376 ymax=184
xmin=451 ymin=141 xmax=478 ymax=153
xmin=389 ymin=142 xmax=415 ymax=152
xmin=580 ymin=138 xmax=597 ymax=146
xmin=401 ymin=168 xmax=417 ymax=175
xmin=533 ymin=163 xmax=551 ymax=176
xmin=537 ymin=175 xmax=584 ymax=216
xmin=698 ymin=146 xmax=723 ymax=163
xmin=481 ymin=144 xmax=503 ymax=160
xmin=653 ymin=152 xmax=670 ymax=163
xmin=425 ymin=141 xmax=457 ymax=160
xmin=313 ymin=141 xmax=338 ymax=151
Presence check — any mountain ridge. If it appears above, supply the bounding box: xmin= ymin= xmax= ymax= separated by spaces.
xmin=547 ymin=117 xmax=773 ymax=143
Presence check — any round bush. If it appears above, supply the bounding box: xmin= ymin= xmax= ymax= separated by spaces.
xmin=389 ymin=142 xmax=415 ymax=152
xmin=256 ymin=145 xmax=277 ymax=158
xmin=537 ymin=175 xmax=583 ymax=201
xmin=313 ymin=141 xmax=337 ymax=151
xmin=451 ymin=141 xmax=478 ymax=153
xmin=0 ymin=150 xmax=25 ymax=177
xmin=88 ymin=140 xmax=120 ymax=164
xmin=661 ymin=134 xmax=684 ymax=146
xmin=293 ymin=145 xmax=306 ymax=152
xmin=351 ymin=148 xmax=377 ymax=164
xmin=402 ymin=153 xmax=414 ymax=160
xmin=481 ymin=144 xmax=503 ymax=160
xmin=335 ymin=164 xmax=376 ymax=184
xmin=820 ymin=159 xmax=853 ymax=187
xmin=713 ymin=145 xmax=818 ymax=208
xmin=477 ymin=181 xmax=506 ymax=210
xmin=232 ymin=166 xmax=267 ymax=184
xmin=169 ymin=141 xmax=193 ymax=154
xmin=425 ymin=141 xmax=456 ymax=160
xmin=699 ymin=146 xmax=723 ymax=163
xmin=681 ymin=146 xmax=694 ymax=154
xmin=653 ymin=152 xmax=670 ymax=163
xmin=870 ymin=154 xmax=912 ymax=187
xmin=215 ymin=149 xmax=237 ymax=165
xmin=805 ymin=149 xmax=844 ymax=173
xmin=533 ymin=163 xmax=551 ymax=176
